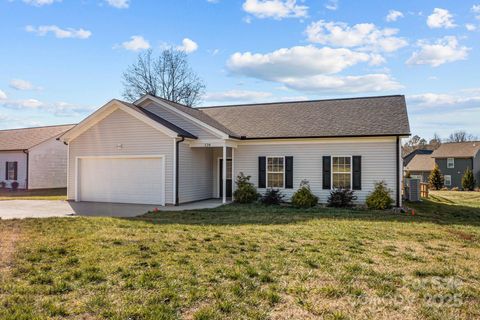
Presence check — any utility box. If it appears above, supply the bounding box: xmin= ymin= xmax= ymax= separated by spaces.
xmin=404 ymin=178 xmax=421 ymax=202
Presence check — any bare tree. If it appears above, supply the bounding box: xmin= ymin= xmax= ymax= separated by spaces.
xmin=122 ymin=49 xmax=205 ymax=106
xmin=429 ymin=133 xmax=442 ymax=149
xmin=447 ymin=130 xmax=478 ymax=143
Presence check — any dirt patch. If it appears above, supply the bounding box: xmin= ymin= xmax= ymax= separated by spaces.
xmin=447 ymin=229 xmax=476 ymax=241
xmin=0 ymin=220 xmax=22 ymax=274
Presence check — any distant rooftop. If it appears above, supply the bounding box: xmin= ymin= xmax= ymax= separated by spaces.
xmin=0 ymin=124 xmax=74 ymax=151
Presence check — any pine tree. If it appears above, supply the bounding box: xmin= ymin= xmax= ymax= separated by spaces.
xmin=429 ymin=164 xmax=444 ymax=190
xmin=462 ymin=168 xmax=476 ymax=191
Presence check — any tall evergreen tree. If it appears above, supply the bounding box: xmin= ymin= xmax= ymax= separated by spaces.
xmin=429 ymin=164 xmax=444 ymax=190
xmin=462 ymin=168 xmax=476 ymax=191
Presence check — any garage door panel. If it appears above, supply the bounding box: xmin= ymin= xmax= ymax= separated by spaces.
xmin=78 ymin=157 xmax=164 ymax=205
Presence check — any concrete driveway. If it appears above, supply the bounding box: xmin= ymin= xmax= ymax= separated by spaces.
xmin=0 ymin=199 xmax=223 ymax=220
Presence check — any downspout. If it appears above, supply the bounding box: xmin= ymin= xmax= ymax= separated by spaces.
xmin=396 ymin=136 xmax=400 ymax=207
xmin=23 ymin=149 xmax=29 ymax=190
xmin=175 ymin=136 xmax=185 ymax=206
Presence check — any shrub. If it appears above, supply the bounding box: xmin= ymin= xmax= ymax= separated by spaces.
xmin=261 ymin=189 xmax=284 ymax=205
xmin=429 ymin=164 xmax=444 ymax=190
xmin=366 ymin=181 xmax=394 ymax=210
xmin=462 ymin=168 xmax=476 ymax=191
xmin=11 ymin=181 xmax=19 ymax=190
xmin=327 ymin=189 xmax=356 ymax=208
xmin=291 ymin=180 xmax=318 ymax=208
xmin=233 ymin=172 xmax=259 ymax=203
xmin=451 ymin=187 xmax=459 ymax=191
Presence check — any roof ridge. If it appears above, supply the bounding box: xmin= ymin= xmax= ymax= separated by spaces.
xmin=0 ymin=123 xmax=76 ymax=132
xmin=198 ymin=94 xmax=405 ymax=109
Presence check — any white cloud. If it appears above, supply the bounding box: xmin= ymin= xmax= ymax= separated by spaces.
xmin=386 ymin=10 xmax=404 ymax=22
xmin=105 ymin=0 xmax=129 ymax=8
xmin=207 ymin=0 xmax=220 ymax=3
xmin=227 ymin=45 xmax=401 ymax=93
xmin=0 ymin=90 xmax=7 ymax=100
xmin=0 ymin=97 xmax=92 ymax=116
xmin=427 ymin=8 xmax=456 ymax=29
xmin=176 ymin=38 xmax=198 ymax=53
xmin=119 ymin=35 xmax=150 ymax=51
xmin=3 ymin=98 xmax=44 ymax=109
xmin=409 ymin=91 xmax=480 ymax=109
xmin=325 ymin=0 xmax=338 ymax=11
xmin=406 ymin=36 xmax=469 ymax=67
xmin=23 ymin=0 xmax=61 ymax=6
xmin=465 ymin=23 xmax=477 ymax=31
xmin=242 ymin=0 xmax=308 ymax=20
xmin=305 ymin=20 xmax=407 ymax=53
xmin=228 ymin=45 xmax=372 ymax=78
xmin=472 ymin=4 xmax=480 ymax=19
xmin=205 ymin=90 xmax=273 ymax=102
xmin=25 ymin=25 xmax=91 ymax=39
xmin=9 ymin=79 xmax=36 ymax=91
xmin=278 ymin=73 xmax=402 ymax=93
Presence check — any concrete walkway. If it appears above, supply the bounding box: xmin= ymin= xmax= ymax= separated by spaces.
xmin=0 ymin=199 xmax=224 ymax=220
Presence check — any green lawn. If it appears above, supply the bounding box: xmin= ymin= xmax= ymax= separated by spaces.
xmin=0 ymin=188 xmax=67 ymax=201
xmin=0 ymin=192 xmax=479 ymax=319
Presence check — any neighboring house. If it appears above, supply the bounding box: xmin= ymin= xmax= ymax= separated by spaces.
xmin=0 ymin=124 xmax=74 ymax=189
xmin=59 ymin=94 xmax=410 ymax=207
xmin=403 ymin=149 xmax=434 ymax=167
xmin=431 ymin=142 xmax=480 ymax=189
xmin=404 ymin=151 xmax=434 ymax=182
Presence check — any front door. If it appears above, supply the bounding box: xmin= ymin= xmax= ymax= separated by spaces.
xmin=219 ymin=159 xmax=232 ymax=198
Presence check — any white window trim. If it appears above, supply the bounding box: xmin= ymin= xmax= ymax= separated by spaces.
xmin=447 ymin=158 xmax=455 ymax=169
xmin=331 ymin=155 xmax=353 ymax=190
xmin=444 ymin=175 xmax=452 ymax=186
xmin=266 ymin=156 xmax=285 ymax=189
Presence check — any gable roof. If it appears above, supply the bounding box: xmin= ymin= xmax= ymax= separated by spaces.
xmin=122 ymin=101 xmax=197 ymax=139
xmin=403 ymin=149 xmax=434 ymax=166
xmin=140 ymin=96 xmax=239 ymax=138
xmin=405 ymin=154 xmax=435 ymax=172
xmin=431 ymin=141 xmax=480 ymax=158
xmin=0 ymin=124 xmax=75 ymax=151
xmin=197 ymin=95 xmax=410 ymax=139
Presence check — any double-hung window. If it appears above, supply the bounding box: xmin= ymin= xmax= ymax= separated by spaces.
xmin=6 ymin=161 xmax=17 ymax=180
xmin=267 ymin=157 xmax=284 ymax=188
xmin=332 ymin=156 xmax=351 ymax=189
xmin=444 ymin=175 xmax=452 ymax=186
xmin=447 ymin=158 xmax=455 ymax=169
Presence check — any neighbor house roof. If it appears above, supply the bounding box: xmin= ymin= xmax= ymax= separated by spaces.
xmin=0 ymin=124 xmax=75 ymax=151
xmin=196 ymin=95 xmax=410 ymax=139
xmin=403 ymin=149 xmax=434 ymax=166
xmin=431 ymin=141 xmax=480 ymax=158
xmin=405 ymin=154 xmax=435 ymax=172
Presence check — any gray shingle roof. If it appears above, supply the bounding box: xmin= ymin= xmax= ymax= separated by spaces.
xmin=405 ymin=154 xmax=435 ymax=172
xmin=198 ymin=95 xmax=410 ymax=139
xmin=431 ymin=141 xmax=480 ymax=158
xmin=0 ymin=124 xmax=75 ymax=151
xmin=121 ymin=101 xmax=197 ymax=139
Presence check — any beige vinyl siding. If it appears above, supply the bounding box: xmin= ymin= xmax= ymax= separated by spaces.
xmin=178 ymin=144 xmax=213 ymax=203
xmin=0 ymin=151 xmax=27 ymax=189
xmin=28 ymin=138 xmax=68 ymax=189
xmin=234 ymin=137 xmax=398 ymax=203
xmin=68 ymin=109 xmax=174 ymax=203
xmin=142 ymin=102 xmax=219 ymax=139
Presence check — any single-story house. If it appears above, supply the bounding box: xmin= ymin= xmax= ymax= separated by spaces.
xmin=404 ymin=150 xmax=434 ymax=182
xmin=59 ymin=94 xmax=410 ymax=206
xmin=431 ymin=141 xmax=480 ymax=188
xmin=0 ymin=124 xmax=74 ymax=189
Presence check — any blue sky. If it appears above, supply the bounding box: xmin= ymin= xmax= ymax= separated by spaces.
xmin=0 ymin=0 xmax=479 ymax=140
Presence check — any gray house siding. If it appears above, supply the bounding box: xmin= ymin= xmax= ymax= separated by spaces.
xmin=474 ymin=151 xmax=480 ymax=188
xmin=435 ymin=158 xmax=474 ymax=189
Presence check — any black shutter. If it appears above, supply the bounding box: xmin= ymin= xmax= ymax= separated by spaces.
xmin=13 ymin=162 xmax=17 ymax=180
xmin=258 ymin=157 xmax=266 ymax=188
xmin=5 ymin=162 xmax=8 ymax=180
xmin=285 ymin=156 xmax=293 ymax=189
xmin=352 ymin=156 xmax=361 ymax=190
xmin=322 ymin=156 xmax=331 ymax=189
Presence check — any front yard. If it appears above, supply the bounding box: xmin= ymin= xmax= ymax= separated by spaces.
xmin=0 ymin=188 xmax=67 ymax=201
xmin=1 ymin=192 xmax=479 ymax=319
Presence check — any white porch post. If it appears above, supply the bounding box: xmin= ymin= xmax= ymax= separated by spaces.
xmin=222 ymin=145 xmax=227 ymax=204
xmin=231 ymin=147 xmax=235 ymax=202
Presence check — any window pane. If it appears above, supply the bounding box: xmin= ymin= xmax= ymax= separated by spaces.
xmin=267 ymin=173 xmax=284 ymax=188
xmin=226 ymin=160 xmax=232 ymax=180
xmin=333 ymin=173 xmax=351 ymax=189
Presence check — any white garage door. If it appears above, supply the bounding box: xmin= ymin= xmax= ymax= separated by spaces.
xmin=78 ymin=156 xmax=164 ymax=205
